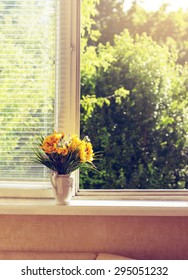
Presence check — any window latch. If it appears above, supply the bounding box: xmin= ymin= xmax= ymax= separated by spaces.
xmin=70 ymin=44 xmax=75 ymax=52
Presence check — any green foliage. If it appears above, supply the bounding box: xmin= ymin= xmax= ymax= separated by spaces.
xmin=90 ymin=0 xmax=125 ymax=45
xmin=123 ymin=2 xmax=188 ymax=65
xmin=80 ymin=5 xmax=188 ymax=189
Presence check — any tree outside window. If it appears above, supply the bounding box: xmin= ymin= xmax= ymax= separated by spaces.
xmin=80 ymin=0 xmax=188 ymax=190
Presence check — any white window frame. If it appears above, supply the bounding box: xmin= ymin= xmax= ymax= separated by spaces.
xmin=0 ymin=0 xmax=188 ymax=203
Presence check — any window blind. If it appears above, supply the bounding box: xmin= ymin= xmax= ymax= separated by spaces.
xmin=0 ymin=0 xmax=56 ymax=181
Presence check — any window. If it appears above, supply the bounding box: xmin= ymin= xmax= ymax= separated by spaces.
xmin=80 ymin=0 xmax=188 ymax=191
xmin=0 ymin=0 xmax=188 ymax=201
xmin=0 ymin=0 xmax=80 ymax=192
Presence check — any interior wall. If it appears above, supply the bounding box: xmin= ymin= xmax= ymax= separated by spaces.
xmin=0 ymin=215 xmax=188 ymax=260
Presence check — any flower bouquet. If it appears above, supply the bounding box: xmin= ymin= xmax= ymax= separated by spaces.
xmin=34 ymin=131 xmax=96 ymax=174
xmin=34 ymin=132 xmax=97 ymax=204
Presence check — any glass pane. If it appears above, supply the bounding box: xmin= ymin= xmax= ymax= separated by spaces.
xmin=80 ymin=0 xmax=188 ymax=189
xmin=0 ymin=0 xmax=56 ymax=181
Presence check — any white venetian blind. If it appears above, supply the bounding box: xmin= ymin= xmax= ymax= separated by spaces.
xmin=0 ymin=0 xmax=56 ymax=181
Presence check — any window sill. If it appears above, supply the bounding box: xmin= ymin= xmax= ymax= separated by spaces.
xmin=0 ymin=198 xmax=188 ymax=216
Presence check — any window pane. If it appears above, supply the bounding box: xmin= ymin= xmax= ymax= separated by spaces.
xmin=80 ymin=0 xmax=188 ymax=189
xmin=0 ymin=0 xmax=56 ymax=180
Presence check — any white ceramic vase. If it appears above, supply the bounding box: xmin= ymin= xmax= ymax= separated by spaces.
xmin=50 ymin=172 xmax=73 ymax=205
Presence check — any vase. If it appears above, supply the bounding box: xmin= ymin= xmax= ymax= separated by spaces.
xmin=50 ymin=172 xmax=73 ymax=205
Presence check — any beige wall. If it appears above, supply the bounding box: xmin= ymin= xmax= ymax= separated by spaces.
xmin=0 ymin=215 xmax=188 ymax=260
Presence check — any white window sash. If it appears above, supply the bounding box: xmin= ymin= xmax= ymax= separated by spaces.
xmin=0 ymin=0 xmax=80 ymax=197
xmin=55 ymin=0 xmax=80 ymax=136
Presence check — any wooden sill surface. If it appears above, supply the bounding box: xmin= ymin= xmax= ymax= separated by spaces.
xmin=0 ymin=198 xmax=188 ymax=216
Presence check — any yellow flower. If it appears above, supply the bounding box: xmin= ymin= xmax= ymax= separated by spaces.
xmin=54 ymin=132 xmax=64 ymax=140
xmin=68 ymin=135 xmax=82 ymax=152
xmin=78 ymin=141 xmax=94 ymax=162
xmin=85 ymin=142 xmax=94 ymax=162
xmin=79 ymin=142 xmax=87 ymax=162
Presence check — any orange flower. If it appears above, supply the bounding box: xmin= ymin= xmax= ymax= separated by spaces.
xmin=42 ymin=142 xmax=57 ymax=153
xmin=41 ymin=132 xmax=64 ymax=154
